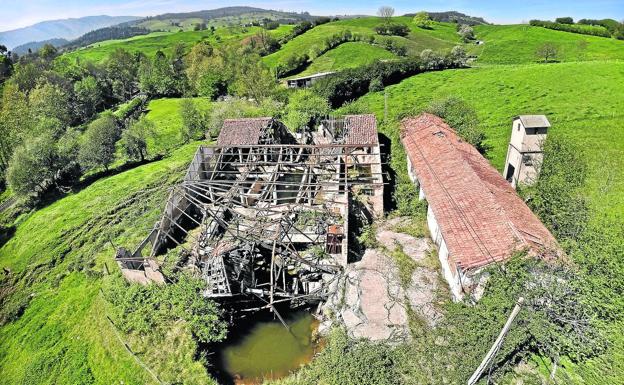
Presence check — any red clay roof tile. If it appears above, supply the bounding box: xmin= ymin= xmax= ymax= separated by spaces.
xmin=400 ymin=113 xmax=558 ymax=271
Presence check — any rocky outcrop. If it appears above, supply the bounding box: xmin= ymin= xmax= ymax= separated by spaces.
xmin=320 ymin=218 xmax=444 ymax=342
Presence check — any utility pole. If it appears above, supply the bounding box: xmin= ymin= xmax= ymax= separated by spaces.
xmin=467 ymin=297 xmax=525 ymax=385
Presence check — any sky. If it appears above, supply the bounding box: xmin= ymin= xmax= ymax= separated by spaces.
xmin=1 ymin=0 xmax=623 ymax=32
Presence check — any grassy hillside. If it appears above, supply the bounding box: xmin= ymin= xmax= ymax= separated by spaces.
xmin=340 ymin=61 xmax=624 ymax=218
xmin=290 ymin=42 xmax=398 ymax=77
xmin=133 ymin=7 xmax=314 ymax=32
xmin=143 ymin=97 xmax=211 ymax=155
xmin=473 ymin=24 xmax=624 ymax=64
xmin=263 ymin=17 xmax=461 ymax=69
xmin=0 ymin=143 xmax=212 ymax=384
xmin=63 ymin=25 xmax=293 ymax=62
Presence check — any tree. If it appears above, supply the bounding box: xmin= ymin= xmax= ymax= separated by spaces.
xmin=413 ymin=11 xmax=433 ymax=29
xmin=458 ymin=24 xmax=475 ymax=41
xmin=232 ymin=53 xmax=277 ymax=101
xmin=0 ymin=84 xmax=31 ymax=172
xmin=106 ymin=48 xmax=138 ymax=101
xmin=73 ymin=76 xmax=103 ymax=122
xmin=180 ymin=99 xmax=206 ymax=143
xmin=38 ymin=44 xmax=58 ymax=61
xmin=536 ymin=43 xmax=559 ymax=62
xmin=420 ymin=49 xmax=442 ymax=69
xmin=29 ymin=82 xmax=71 ymax=127
xmin=121 ymin=118 xmax=153 ymax=161
xmin=555 ymin=17 xmax=574 ymax=24
xmin=6 ymin=132 xmax=59 ymax=197
xmin=78 ymin=113 xmax=120 ymax=171
xmin=138 ymin=50 xmax=180 ymax=97
xmin=447 ymin=45 xmax=468 ymax=67
xmin=284 ymin=89 xmax=330 ymax=132
xmin=377 ymin=6 xmax=395 ymax=24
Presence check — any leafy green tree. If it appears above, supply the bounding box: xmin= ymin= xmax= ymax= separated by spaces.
xmin=6 ymin=132 xmax=59 ymax=197
xmin=556 ymin=17 xmax=574 ymax=24
xmin=121 ymin=118 xmax=153 ymax=161
xmin=73 ymin=76 xmax=102 ymax=122
xmin=284 ymin=89 xmax=330 ymax=132
xmin=29 ymin=82 xmax=71 ymax=127
xmin=232 ymin=53 xmax=277 ymax=101
xmin=106 ymin=48 xmax=138 ymax=101
xmin=78 ymin=113 xmax=120 ymax=171
xmin=184 ymin=42 xmax=226 ymax=98
xmin=0 ymin=83 xmax=31 ymax=171
xmin=10 ymin=62 xmax=42 ymax=93
xmin=38 ymin=43 xmax=58 ymax=61
xmin=413 ymin=11 xmax=433 ymax=29
xmin=139 ymin=50 xmax=184 ymax=97
xmin=180 ymin=99 xmax=206 ymax=143
xmin=536 ymin=42 xmax=559 ymax=62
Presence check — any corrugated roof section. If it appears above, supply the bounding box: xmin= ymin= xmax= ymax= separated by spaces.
xmin=345 ymin=114 xmax=378 ymax=145
xmin=400 ymin=113 xmax=558 ymax=271
xmin=217 ymin=117 xmax=273 ymax=146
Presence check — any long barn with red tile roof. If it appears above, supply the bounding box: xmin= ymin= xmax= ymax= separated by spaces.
xmin=400 ymin=113 xmax=558 ymax=299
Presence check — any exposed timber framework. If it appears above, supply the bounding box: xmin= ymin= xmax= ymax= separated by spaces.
xmin=116 ymin=115 xmax=384 ymax=313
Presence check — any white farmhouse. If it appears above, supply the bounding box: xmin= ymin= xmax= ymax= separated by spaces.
xmin=400 ymin=113 xmax=558 ymax=300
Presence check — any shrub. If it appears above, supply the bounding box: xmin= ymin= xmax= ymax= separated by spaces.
xmin=274 ymin=328 xmax=403 ymax=385
xmin=369 ymin=77 xmax=384 ymax=92
xmin=104 ymin=273 xmax=227 ymax=344
xmin=524 ymin=136 xmax=589 ymax=240
xmin=530 ymin=20 xmax=611 ymax=37
xmin=374 ymin=23 xmax=410 ymax=37
xmin=426 ymin=96 xmax=486 ymax=152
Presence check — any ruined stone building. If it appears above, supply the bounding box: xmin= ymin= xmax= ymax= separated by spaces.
xmin=117 ymin=114 xmax=384 ymax=313
xmin=401 ymin=113 xmax=557 ymax=300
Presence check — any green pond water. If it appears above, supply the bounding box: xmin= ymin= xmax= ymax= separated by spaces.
xmin=220 ymin=312 xmax=319 ymax=384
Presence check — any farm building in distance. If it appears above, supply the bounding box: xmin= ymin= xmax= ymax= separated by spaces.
xmin=286 ymin=72 xmax=335 ymax=88
xmin=116 ymin=114 xmax=384 ymax=313
xmin=401 ymin=113 xmax=557 ymax=300
xmin=503 ymin=115 xmax=550 ymax=188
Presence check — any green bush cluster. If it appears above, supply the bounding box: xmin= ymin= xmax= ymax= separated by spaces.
xmin=314 ymin=51 xmax=466 ymax=108
xmin=373 ymin=23 xmax=410 ymax=37
xmin=104 ymin=273 xmax=227 ymax=344
xmin=530 ymin=20 xmax=612 ymax=38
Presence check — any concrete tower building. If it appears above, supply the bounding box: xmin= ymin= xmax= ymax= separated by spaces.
xmin=503 ymin=115 xmax=550 ymax=188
